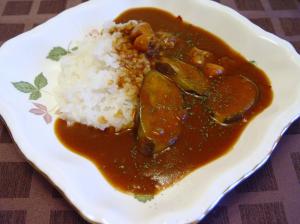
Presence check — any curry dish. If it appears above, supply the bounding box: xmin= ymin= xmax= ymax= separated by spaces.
xmin=55 ymin=8 xmax=273 ymax=196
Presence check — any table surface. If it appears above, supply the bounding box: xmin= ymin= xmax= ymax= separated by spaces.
xmin=0 ymin=0 xmax=299 ymax=223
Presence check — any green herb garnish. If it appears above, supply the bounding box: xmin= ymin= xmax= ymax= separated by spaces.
xmin=134 ymin=194 xmax=154 ymax=203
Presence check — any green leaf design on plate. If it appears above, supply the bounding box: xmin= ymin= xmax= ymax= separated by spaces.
xmin=47 ymin=47 xmax=68 ymax=61
xmin=29 ymin=91 xmax=41 ymax=100
xmin=134 ymin=194 xmax=154 ymax=203
xmin=12 ymin=81 xmax=37 ymax=93
xmin=34 ymin=73 xmax=48 ymax=89
xmin=12 ymin=73 xmax=47 ymax=101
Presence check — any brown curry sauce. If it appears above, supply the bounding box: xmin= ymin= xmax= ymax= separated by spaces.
xmin=55 ymin=8 xmax=273 ymax=195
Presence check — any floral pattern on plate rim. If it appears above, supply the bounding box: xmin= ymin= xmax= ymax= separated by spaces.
xmin=10 ymin=29 xmax=102 ymax=125
xmin=11 ymin=45 xmax=78 ymax=124
xmin=12 ymin=72 xmax=54 ymax=124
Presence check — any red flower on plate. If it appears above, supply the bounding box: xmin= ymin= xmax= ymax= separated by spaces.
xmin=29 ymin=103 xmax=52 ymax=124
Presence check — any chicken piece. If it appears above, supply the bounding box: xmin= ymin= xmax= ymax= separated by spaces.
xmin=131 ymin=22 xmax=154 ymax=52
xmin=134 ymin=34 xmax=153 ymax=52
xmin=188 ymin=47 xmax=214 ymax=67
xmin=131 ymin=22 xmax=154 ymax=39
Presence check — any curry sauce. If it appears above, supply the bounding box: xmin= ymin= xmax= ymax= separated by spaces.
xmin=55 ymin=8 xmax=273 ymax=195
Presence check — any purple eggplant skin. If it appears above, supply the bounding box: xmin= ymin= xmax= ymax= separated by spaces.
xmin=137 ymin=70 xmax=186 ymax=156
xmin=155 ymin=57 xmax=209 ymax=96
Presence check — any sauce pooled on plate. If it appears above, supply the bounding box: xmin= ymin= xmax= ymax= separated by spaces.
xmin=55 ymin=8 xmax=273 ymax=196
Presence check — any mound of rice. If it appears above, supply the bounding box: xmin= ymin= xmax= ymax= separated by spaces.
xmin=54 ymin=21 xmax=150 ymax=131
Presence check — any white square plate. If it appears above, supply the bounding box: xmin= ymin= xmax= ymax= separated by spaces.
xmin=0 ymin=0 xmax=300 ymax=223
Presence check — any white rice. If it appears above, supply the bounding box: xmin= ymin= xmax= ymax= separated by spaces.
xmin=54 ymin=21 xmax=148 ymax=131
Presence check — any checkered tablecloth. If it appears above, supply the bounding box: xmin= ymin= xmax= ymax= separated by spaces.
xmin=0 ymin=1 xmax=299 ymax=223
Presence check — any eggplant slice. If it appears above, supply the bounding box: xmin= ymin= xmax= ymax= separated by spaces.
xmin=207 ymin=75 xmax=259 ymax=125
xmin=155 ymin=57 xmax=209 ymax=96
xmin=138 ymin=70 xmax=186 ymax=156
